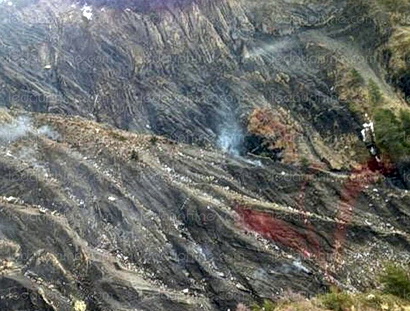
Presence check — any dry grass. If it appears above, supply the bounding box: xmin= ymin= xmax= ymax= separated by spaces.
xmin=0 ymin=108 xmax=13 ymax=124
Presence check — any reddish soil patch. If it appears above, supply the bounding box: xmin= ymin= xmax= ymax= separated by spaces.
xmin=235 ymin=206 xmax=319 ymax=258
xmin=235 ymin=157 xmax=395 ymax=264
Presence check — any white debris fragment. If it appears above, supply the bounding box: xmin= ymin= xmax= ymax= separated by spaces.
xmin=5 ymin=196 xmax=17 ymax=203
xmin=235 ymin=283 xmax=247 ymax=291
xmin=108 ymin=196 xmax=116 ymax=202
xmin=361 ymin=113 xmax=375 ymax=142
xmin=293 ymin=259 xmax=310 ymax=274
xmin=365 ymin=220 xmax=372 ymax=226
xmin=81 ymin=5 xmax=93 ymax=20
xmin=217 ymin=271 xmax=225 ymax=278
xmin=367 ymin=294 xmax=376 ymax=300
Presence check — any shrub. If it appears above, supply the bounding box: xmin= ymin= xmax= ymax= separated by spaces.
xmin=300 ymin=157 xmax=310 ymax=171
xmin=251 ymin=299 xmax=276 ymax=311
xmin=319 ymin=289 xmax=353 ymax=311
xmin=400 ymin=109 xmax=410 ymax=136
xmin=130 ymin=150 xmax=139 ymax=161
xmin=150 ymin=136 xmax=158 ymax=144
xmin=368 ymin=79 xmax=383 ymax=106
xmin=380 ymin=263 xmax=410 ymax=299
xmin=374 ymin=108 xmax=410 ymax=159
xmin=349 ymin=69 xmax=364 ymax=87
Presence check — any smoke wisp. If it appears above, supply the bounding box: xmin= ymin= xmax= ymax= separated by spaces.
xmin=0 ymin=116 xmax=32 ymax=144
xmin=217 ymin=122 xmax=244 ymax=156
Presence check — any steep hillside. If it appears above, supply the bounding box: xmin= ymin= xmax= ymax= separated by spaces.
xmin=0 ymin=0 xmax=410 ymax=310
xmin=0 ymin=110 xmax=409 ymax=310
xmin=1 ymin=0 xmax=403 ymax=168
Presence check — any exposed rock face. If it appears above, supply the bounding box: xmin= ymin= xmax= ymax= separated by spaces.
xmin=0 ymin=0 xmax=410 ymax=310
xmin=1 ymin=113 xmax=410 ymax=311
xmin=1 ymin=0 xmax=394 ymax=168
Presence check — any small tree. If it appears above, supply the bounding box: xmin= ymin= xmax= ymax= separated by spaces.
xmin=368 ymin=79 xmax=383 ymax=106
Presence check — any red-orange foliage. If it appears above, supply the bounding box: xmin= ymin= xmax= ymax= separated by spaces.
xmin=247 ymin=108 xmax=298 ymax=163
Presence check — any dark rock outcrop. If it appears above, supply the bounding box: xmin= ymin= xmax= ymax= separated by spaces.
xmin=0 ymin=0 xmax=410 ymax=310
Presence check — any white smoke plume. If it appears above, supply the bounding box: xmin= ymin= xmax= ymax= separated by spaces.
xmin=0 ymin=116 xmax=32 ymax=144
xmin=37 ymin=125 xmax=60 ymax=141
xmin=217 ymin=122 xmax=244 ymax=156
xmin=0 ymin=115 xmax=60 ymax=144
xmin=217 ymin=117 xmax=262 ymax=166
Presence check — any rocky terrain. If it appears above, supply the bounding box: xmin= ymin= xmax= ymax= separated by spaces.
xmin=0 ymin=0 xmax=410 ymax=310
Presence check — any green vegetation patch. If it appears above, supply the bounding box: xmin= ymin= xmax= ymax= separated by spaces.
xmin=380 ymin=263 xmax=410 ymax=299
xmin=374 ymin=108 xmax=410 ymax=159
xmin=247 ymin=263 xmax=410 ymax=311
xmin=319 ymin=289 xmax=354 ymax=311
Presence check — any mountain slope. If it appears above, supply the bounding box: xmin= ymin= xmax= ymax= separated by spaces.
xmin=1 ymin=0 xmax=402 ymax=168
xmin=0 ymin=111 xmax=409 ymax=310
xmin=0 ymin=0 xmax=410 ymax=310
